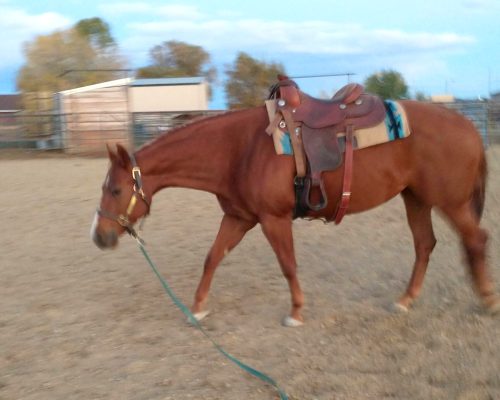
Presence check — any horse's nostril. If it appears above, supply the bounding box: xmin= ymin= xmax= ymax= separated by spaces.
xmin=93 ymin=230 xmax=118 ymax=249
xmin=93 ymin=231 xmax=106 ymax=249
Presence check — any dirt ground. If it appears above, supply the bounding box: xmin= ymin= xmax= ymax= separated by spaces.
xmin=1 ymin=146 xmax=499 ymax=400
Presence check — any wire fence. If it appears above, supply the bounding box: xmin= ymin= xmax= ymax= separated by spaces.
xmin=0 ymin=111 xmax=222 ymax=153
xmin=1 ymin=101 xmax=500 ymax=153
xmin=132 ymin=111 xmax=223 ymax=148
xmin=441 ymin=101 xmax=500 ymax=146
xmin=0 ymin=113 xmax=57 ymax=150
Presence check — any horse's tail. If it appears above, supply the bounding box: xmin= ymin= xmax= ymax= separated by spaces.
xmin=472 ymin=152 xmax=487 ymax=221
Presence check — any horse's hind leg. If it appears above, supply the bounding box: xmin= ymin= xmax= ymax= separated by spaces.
xmin=191 ymin=214 xmax=256 ymax=320
xmin=441 ymin=203 xmax=500 ymax=313
xmin=260 ymin=214 xmax=304 ymax=327
xmin=395 ymin=190 xmax=437 ymax=312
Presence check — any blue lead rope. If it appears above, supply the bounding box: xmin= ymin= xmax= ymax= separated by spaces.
xmin=138 ymin=243 xmax=289 ymax=400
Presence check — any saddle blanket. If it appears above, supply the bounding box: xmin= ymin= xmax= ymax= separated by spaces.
xmin=265 ymin=99 xmax=412 ymax=155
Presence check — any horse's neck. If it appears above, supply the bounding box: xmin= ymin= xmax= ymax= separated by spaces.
xmin=138 ymin=122 xmax=229 ymax=195
xmin=137 ymin=109 xmax=263 ymax=196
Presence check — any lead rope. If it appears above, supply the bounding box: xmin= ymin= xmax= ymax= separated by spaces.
xmin=135 ymin=239 xmax=289 ymax=400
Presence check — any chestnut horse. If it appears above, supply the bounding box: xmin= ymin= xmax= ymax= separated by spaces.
xmin=91 ymin=101 xmax=499 ymax=326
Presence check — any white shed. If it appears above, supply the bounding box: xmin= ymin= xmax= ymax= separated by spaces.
xmin=55 ymin=77 xmax=209 ymax=154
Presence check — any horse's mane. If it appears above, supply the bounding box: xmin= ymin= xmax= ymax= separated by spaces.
xmin=136 ymin=108 xmax=259 ymax=154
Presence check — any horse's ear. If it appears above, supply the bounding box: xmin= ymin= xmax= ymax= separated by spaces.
xmin=115 ymin=143 xmax=130 ymax=169
xmin=106 ymin=143 xmax=117 ymax=162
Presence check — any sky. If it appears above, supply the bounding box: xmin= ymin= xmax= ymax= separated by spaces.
xmin=1 ymin=0 xmax=499 ymax=108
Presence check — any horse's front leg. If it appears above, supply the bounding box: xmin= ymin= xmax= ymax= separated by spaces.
xmin=191 ymin=214 xmax=256 ymax=321
xmin=260 ymin=214 xmax=304 ymax=327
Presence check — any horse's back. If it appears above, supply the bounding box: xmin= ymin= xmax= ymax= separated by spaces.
xmin=402 ymin=100 xmax=482 ymax=143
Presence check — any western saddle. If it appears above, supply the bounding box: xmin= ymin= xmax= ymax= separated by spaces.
xmin=267 ymin=75 xmax=386 ymax=223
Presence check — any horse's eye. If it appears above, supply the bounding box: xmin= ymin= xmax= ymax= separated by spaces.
xmin=111 ymin=188 xmax=121 ymax=197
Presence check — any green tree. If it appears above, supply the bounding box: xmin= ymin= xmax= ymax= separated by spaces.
xmin=136 ymin=40 xmax=216 ymax=98
xmin=16 ymin=18 xmax=126 ymax=96
xmin=414 ymin=91 xmax=430 ymax=101
xmin=225 ymin=52 xmax=285 ymax=109
xmin=364 ymin=70 xmax=409 ymax=100
xmin=74 ymin=17 xmax=116 ymax=50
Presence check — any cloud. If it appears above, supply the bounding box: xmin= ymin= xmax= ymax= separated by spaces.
xmin=0 ymin=4 xmax=71 ymax=68
xmin=461 ymin=0 xmax=500 ymax=11
xmin=100 ymin=3 xmax=474 ymax=59
xmin=100 ymin=3 xmax=204 ymax=19
xmin=99 ymin=3 xmax=153 ymax=15
xmin=96 ymin=2 xmax=476 ymax=84
xmin=124 ymin=17 xmax=474 ymax=59
xmin=0 ymin=8 xmax=70 ymax=32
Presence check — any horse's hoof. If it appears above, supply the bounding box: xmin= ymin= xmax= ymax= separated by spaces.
xmin=282 ymin=316 xmax=304 ymax=327
xmin=188 ymin=310 xmax=210 ymax=324
xmin=391 ymin=302 xmax=409 ymax=314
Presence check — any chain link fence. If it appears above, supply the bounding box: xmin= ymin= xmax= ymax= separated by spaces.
xmin=1 ymin=101 xmax=500 ymax=153
xmin=0 ymin=113 xmax=59 ymax=150
xmin=441 ymin=101 xmax=500 ymax=146
xmin=0 ymin=111 xmax=221 ymax=153
xmin=131 ymin=111 xmax=223 ymax=148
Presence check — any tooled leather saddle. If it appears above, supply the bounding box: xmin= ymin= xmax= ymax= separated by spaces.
xmin=267 ymin=75 xmax=386 ymax=223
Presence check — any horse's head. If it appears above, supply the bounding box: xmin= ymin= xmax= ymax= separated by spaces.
xmin=91 ymin=144 xmax=150 ymax=249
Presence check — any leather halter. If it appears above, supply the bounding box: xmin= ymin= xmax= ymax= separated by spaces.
xmin=97 ymin=153 xmax=151 ymax=241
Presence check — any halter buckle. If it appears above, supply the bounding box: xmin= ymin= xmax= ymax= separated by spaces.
xmin=132 ymin=166 xmax=143 ymax=192
xmin=116 ymin=214 xmax=130 ymax=227
xmin=132 ymin=166 xmax=141 ymax=179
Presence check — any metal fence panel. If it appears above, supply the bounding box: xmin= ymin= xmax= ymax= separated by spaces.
xmin=441 ymin=101 xmax=493 ymax=146
xmin=132 ymin=111 xmax=223 ymax=147
xmin=1 ymin=102 xmax=500 ymax=153
xmin=0 ymin=113 xmax=59 ymax=150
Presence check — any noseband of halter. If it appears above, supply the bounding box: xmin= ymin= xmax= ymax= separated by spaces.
xmin=97 ymin=153 xmax=151 ymax=240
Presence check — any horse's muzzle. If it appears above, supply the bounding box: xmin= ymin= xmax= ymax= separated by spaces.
xmin=93 ymin=230 xmax=118 ymax=250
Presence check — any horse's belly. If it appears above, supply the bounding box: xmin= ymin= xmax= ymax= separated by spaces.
xmin=323 ymin=142 xmax=411 ymax=215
